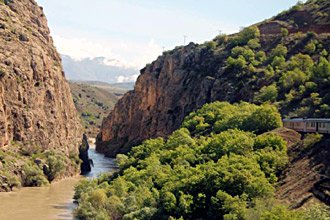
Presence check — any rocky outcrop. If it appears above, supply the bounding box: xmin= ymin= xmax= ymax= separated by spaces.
xmin=79 ymin=134 xmax=92 ymax=174
xmin=96 ymin=41 xmax=260 ymax=156
xmin=0 ymin=1 xmax=82 ymax=156
xmin=96 ymin=43 xmax=226 ymax=156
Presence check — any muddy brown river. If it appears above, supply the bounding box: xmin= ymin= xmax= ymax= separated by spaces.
xmin=0 ymin=144 xmax=116 ymax=220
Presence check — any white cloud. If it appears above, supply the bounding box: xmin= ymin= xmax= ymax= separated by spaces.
xmin=53 ymin=34 xmax=163 ymax=70
xmin=116 ymin=74 xmax=139 ymax=83
xmin=44 ymin=0 xmax=239 ymax=73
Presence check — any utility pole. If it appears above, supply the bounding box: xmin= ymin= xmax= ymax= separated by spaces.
xmin=183 ymin=35 xmax=187 ymax=45
xmin=162 ymin=46 xmax=165 ymax=52
xmin=218 ymin=30 xmax=222 ymax=35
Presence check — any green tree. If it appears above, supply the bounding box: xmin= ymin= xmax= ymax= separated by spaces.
xmin=204 ymin=129 xmax=255 ymax=160
xmin=207 ymin=154 xmax=274 ymax=199
xmin=161 ymin=191 xmax=177 ymax=213
xmin=313 ymin=57 xmax=330 ymax=79
xmin=271 ymin=56 xmax=286 ymax=69
xmin=243 ymin=105 xmax=283 ymax=134
xmin=281 ymin=28 xmax=289 ymax=37
xmin=288 ymin=53 xmax=314 ymax=73
xmin=231 ymin=26 xmax=260 ymax=46
xmin=255 ymin=84 xmax=278 ymax=103
xmin=248 ymin=38 xmax=261 ymax=50
xmin=227 ymin=56 xmax=247 ymax=70
xmin=280 ymin=68 xmax=308 ymax=90
xmin=271 ymin=44 xmax=288 ymax=58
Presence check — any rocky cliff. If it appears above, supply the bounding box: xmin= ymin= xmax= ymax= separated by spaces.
xmin=0 ymin=0 xmax=82 ymax=187
xmin=97 ymin=0 xmax=330 ymax=157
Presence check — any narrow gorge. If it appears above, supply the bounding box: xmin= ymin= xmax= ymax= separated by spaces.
xmin=1 ymin=0 xmax=330 ymax=219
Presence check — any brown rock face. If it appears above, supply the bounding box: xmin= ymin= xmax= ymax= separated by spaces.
xmin=96 ymin=43 xmax=236 ymax=156
xmin=0 ymin=1 xmax=82 ymax=153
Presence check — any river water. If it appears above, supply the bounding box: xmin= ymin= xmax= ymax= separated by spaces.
xmin=0 ymin=143 xmax=116 ymax=220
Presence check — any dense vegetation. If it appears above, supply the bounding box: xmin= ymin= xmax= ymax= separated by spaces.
xmin=170 ymin=0 xmax=330 ymax=120
xmin=0 ymin=143 xmax=80 ymax=191
xmin=74 ymin=102 xmax=327 ymax=220
xmin=215 ymin=26 xmax=330 ymax=118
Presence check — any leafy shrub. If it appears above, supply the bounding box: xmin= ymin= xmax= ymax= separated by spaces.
xmin=305 ymin=41 xmax=316 ymax=54
xmin=271 ymin=44 xmax=288 ymax=58
xmin=254 ymin=133 xmax=288 ymax=182
xmin=302 ymin=133 xmax=323 ymax=151
xmin=43 ymin=150 xmax=66 ymax=181
xmin=246 ymin=199 xmax=302 ymax=220
xmin=256 ymin=51 xmax=267 ymax=63
xmin=255 ymin=84 xmax=278 ymax=103
xmin=74 ymin=179 xmax=98 ymax=200
xmin=204 ymin=129 xmax=255 ymax=160
xmin=227 ymin=56 xmax=247 ymax=70
xmin=243 ymin=104 xmax=283 ymax=134
xmin=0 ymin=171 xmax=21 ymax=190
xmin=231 ymin=46 xmax=255 ymax=62
xmin=22 ymin=162 xmax=48 ymax=187
xmin=123 ymin=207 xmax=158 ymax=220
xmin=303 ymin=204 xmax=330 ymax=220
xmin=183 ymin=102 xmax=282 ymax=135
xmin=271 ymin=56 xmax=286 ymax=69
xmin=204 ymin=41 xmax=217 ymax=50
xmin=20 ymin=144 xmax=42 ymax=156
xmin=281 ymin=28 xmax=289 ymax=37
xmin=69 ymin=149 xmax=81 ymax=167
xmin=288 ymin=53 xmax=314 ymax=73
xmin=313 ymin=57 xmax=330 ymax=79
xmin=209 ymin=190 xmax=247 ymax=219
xmin=261 ymin=205 xmax=302 ymax=220
xmin=230 ymin=26 xmax=260 ymax=46
xmin=291 ymin=1 xmax=304 ymax=11
xmin=215 ymin=34 xmax=228 ymax=45
xmin=280 ymin=69 xmax=309 ymax=90
xmin=247 ymin=38 xmax=261 ymax=50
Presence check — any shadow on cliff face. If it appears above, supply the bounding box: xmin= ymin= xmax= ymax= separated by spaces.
xmin=309 ymin=139 xmax=330 ymax=206
xmin=277 ymin=135 xmax=330 ymax=208
xmin=79 ymin=134 xmax=93 ymax=174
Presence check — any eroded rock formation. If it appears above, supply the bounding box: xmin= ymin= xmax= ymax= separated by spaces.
xmin=0 ymin=0 xmax=82 ymax=155
xmin=79 ymin=134 xmax=92 ymax=174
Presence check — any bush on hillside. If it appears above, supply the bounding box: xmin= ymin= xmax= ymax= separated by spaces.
xmin=22 ymin=162 xmax=48 ymax=187
xmin=255 ymin=84 xmax=278 ymax=103
xmin=43 ymin=150 xmax=66 ymax=181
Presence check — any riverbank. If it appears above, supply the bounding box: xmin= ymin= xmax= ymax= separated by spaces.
xmin=0 ymin=143 xmax=116 ymax=220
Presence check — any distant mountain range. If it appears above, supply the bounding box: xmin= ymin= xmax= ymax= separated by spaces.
xmin=61 ymin=55 xmax=139 ymax=84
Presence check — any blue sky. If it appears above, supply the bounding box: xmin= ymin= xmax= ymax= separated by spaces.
xmin=36 ymin=0 xmax=302 ymax=69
